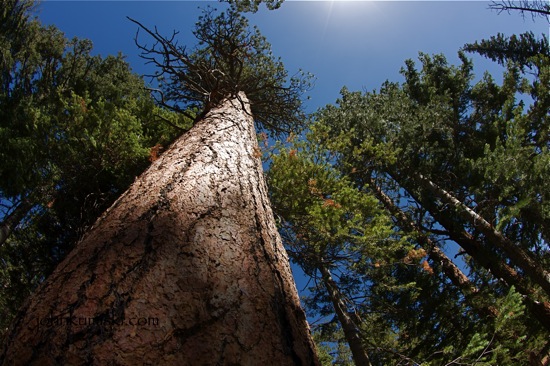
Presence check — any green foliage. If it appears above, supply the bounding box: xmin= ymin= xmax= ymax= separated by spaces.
xmin=269 ymin=32 xmax=549 ymax=364
xmin=439 ymin=287 xmax=530 ymax=366
xmin=463 ymin=32 xmax=549 ymax=70
xmin=2 ymin=2 xmax=548 ymax=364
xmin=267 ymin=131 xmax=401 ymax=274
xmin=131 ymin=7 xmax=313 ymax=136
xmin=222 ymin=0 xmax=284 ymax=12
xmin=316 ymin=48 xmax=550 ymax=277
xmin=268 ymin=132 xmax=459 ymax=364
xmin=312 ymin=331 xmax=345 ymax=366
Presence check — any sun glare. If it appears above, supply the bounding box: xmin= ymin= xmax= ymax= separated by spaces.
xmin=314 ymin=1 xmax=384 ymax=40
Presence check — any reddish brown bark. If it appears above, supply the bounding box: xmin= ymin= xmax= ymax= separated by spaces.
xmin=0 ymin=93 xmax=319 ymax=365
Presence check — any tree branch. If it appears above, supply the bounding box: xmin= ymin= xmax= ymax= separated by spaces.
xmin=489 ymin=0 xmax=550 ymax=21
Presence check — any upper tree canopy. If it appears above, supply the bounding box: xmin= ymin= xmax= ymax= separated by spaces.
xmin=130 ymin=7 xmax=313 ymax=135
xmin=463 ymin=32 xmax=549 ymax=70
xmin=223 ymin=0 xmax=284 ymax=13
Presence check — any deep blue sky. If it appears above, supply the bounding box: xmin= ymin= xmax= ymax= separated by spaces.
xmin=37 ymin=1 xmax=547 ymax=113
xmin=35 ymin=1 xmax=547 ymax=294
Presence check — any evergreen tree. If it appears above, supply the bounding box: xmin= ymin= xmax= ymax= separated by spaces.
xmin=1 ymin=6 xmax=319 ymax=364
xmin=309 ymin=43 xmax=549 ymax=363
xmin=268 ymin=129 xmax=495 ymax=364
xmin=224 ymin=0 xmax=284 ymax=12
xmin=268 ymin=33 xmax=549 ymax=364
xmin=463 ymin=32 xmax=549 ymax=70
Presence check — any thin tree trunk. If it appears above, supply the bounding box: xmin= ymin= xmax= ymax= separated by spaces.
xmin=367 ymin=176 xmax=512 ymax=319
xmin=318 ymin=264 xmax=372 ymax=366
xmin=0 ymin=93 xmax=319 ymax=365
xmin=367 ymin=176 xmax=478 ymax=296
xmin=387 ymin=172 xmax=550 ymax=330
xmin=426 ymin=200 xmax=550 ymax=330
xmin=414 ymin=172 xmax=550 ymax=297
xmin=0 ymin=198 xmax=34 ymax=247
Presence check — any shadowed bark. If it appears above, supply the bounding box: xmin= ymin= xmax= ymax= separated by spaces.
xmin=0 ymin=92 xmax=319 ymax=365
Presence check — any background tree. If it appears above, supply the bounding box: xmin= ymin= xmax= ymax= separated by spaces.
xmin=306 ymin=39 xmax=549 ymax=363
xmin=267 ymin=125 xmax=542 ymax=365
xmin=222 ymin=0 xmax=284 ymax=13
xmin=1 ymin=7 xmax=319 ymax=364
xmin=268 ymin=134 xmax=402 ymax=365
xmin=463 ymin=32 xmax=548 ymax=71
xmin=264 ymin=27 xmax=548 ymax=363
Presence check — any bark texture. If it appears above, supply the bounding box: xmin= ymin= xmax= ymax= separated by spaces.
xmin=0 ymin=92 xmax=319 ymax=365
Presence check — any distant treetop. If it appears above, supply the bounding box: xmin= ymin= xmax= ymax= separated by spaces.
xmin=223 ymin=0 xmax=284 ymax=13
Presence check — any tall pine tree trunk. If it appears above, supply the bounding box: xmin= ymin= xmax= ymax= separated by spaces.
xmin=319 ymin=264 xmax=372 ymax=366
xmin=0 ymin=93 xmax=319 ymax=365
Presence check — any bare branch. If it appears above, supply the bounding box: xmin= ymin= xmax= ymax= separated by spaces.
xmin=489 ymin=0 xmax=550 ymax=21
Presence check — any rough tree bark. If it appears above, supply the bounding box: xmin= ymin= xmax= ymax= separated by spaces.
xmin=0 ymin=92 xmax=319 ymax=365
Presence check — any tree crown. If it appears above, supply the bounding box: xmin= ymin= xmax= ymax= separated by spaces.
xmin=130 ymin=7 xmax=313 ymax=136
xmin=223 ymin=0 xmax=284 ymax=13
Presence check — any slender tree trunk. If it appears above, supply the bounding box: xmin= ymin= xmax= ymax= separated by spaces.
xmin=367 ymin=176 xmax=478 ymax=296
xmin=0 ymin=198 xmax=34 ymax=247
xmin=0 ymin=93 xmax=319 ymax=365
xmin=367 ymin=176 xmax=511 ymax=319
xmin=318 ymin=264 xmax=372 ymax=366
xmin=414 ymin=172 xmax=550 ymax=297
xmin=386 ymin=171 xmax=550 ymax=330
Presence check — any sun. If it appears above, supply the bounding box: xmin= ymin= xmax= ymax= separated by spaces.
xmin=314 ymin=1 xmax=384 ymax=38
